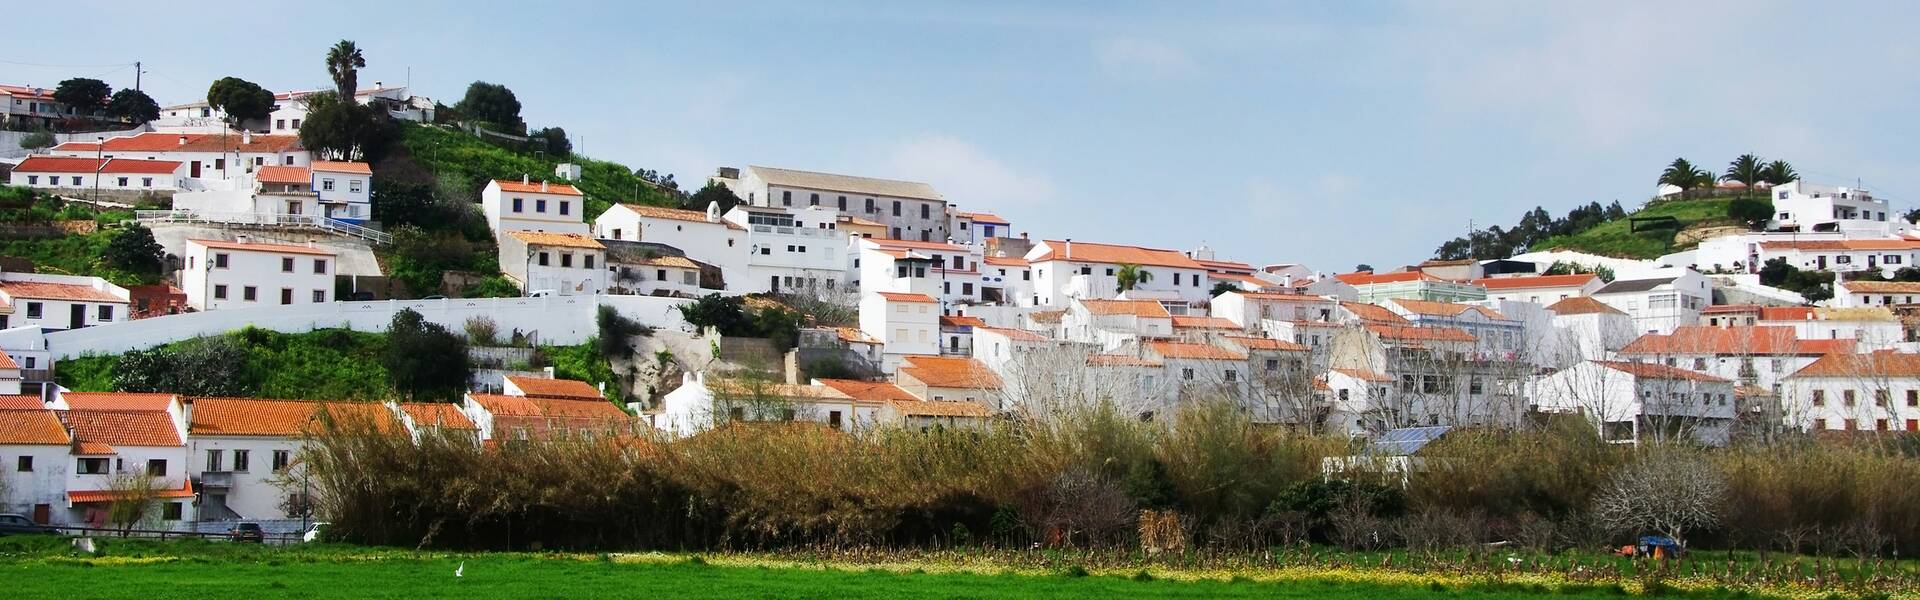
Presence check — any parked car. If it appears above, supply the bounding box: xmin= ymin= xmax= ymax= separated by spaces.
xmin=419 ymin=295 xmax=448 ymax=300
xmin=229 ymin=522 xmax=265 ymax=543
xmin=527 ymin=290 xmax=557 ymax=297
xmin=0 ymin=513 xmax=56 ymax=535
xmin=302 ymin=522 xmax=329 ymax=543
xmin=348 ymin=291 xmax=376 ymax=301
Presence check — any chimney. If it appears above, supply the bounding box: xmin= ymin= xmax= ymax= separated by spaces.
xmin=236 ymin=234 xmax=250 ymax=244
xmin=1065 ymin=238 xmax=1073 ymax=257
xmin=372 ymin=81 xmax=382 ymax=90
xmin=540 ymin=180 xmax=549 ymax=192
xmin=241 ymin=130 xmax=251 ymax=145
xmin=522 ymin=174 xmax=530 ymax=185
xmin=705 ymin=202 xmax=720 ymax=223
xmin=178 ymin=135 xmax=188 ymax=146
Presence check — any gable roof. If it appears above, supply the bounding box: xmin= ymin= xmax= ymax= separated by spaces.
xmin=189 ymin=238 xmax=336 ymax=256
xmin=974 ymin=326 xmax=1049 ymax=342
xmin=468 ymin=394 xmax=629 ymax=420
xmin=1340 ymin=302 xmax=1411 ymax=324
xmin=505 ymin=376 xmax=604 ymax=401
xmin=188 ymin=397 xmax=398 ymax=436
xmin=492 ymin=179 xmax=584 ymax=196
xmin=507 ymin=231 xmax=603 ymax=250
xmin=747 ymin=165 xmax=942 ymax=201
xmin=815 ymin=379 xmax=919 ymax=402
xmin=1388 ymin=298 xmax=1508 ymax=320
xmin=886 ymin=399 xmax=990 ymax=417
xmin=1335 ymin=271 xmax=1440 ymax=286
xmin=899 ymin=356 xmax=1003 ymax=389
xmin=309 ymin=161 xmax=371 ymax=175
xmin=1594 ymin=277 xmax=1678 ymax=294
xmin=0 ymin=395 xmax=41 ymax=410
xmin=254 ymin=165 xmax=310 ymax=184
xmin=619 ymin=203 xmax=745 ymax=230
xmin=1144 ymin=340 xmax=1247 ymax=361
xmin=399 ymin=403 xmax=477 ymax=430
xmin=1839 ymin=281 xmax=1920 ymax=294
xmin=1078 ymin=299 xmax=1171 ymax=318
xmin=956 ymin=211 xmax=1008 ymax=225
xmin=1031 ymin=240 xmax=1205 ymax=270
xmin=52 ymin=132 xmax=302 ymax=154
xmin=1170 ymin=316 xmax=1241 ymax=329
xmin=1471 ymin=274 xmax=1597 ymax=290
xmin=939 ymin=315 xmax=987 ymax=328
xmin=1618 ymin=326 xmax=1853 ymax=356
xmin=1366 ymin=324 xmax=1477 ymax=343
xmin=61 ymin=392 xmax=174 ymax=412
xmin=1594 ymin=361 xmax=1730 ymax=383
xmin=1789 ymin=351 xmax=1920 ymax=379
xmin=62 ymin=409 xmax=182 ymax=447
xmin=0 ymin=409 xmax=69 ymax=445
xmin=875 ymin=291 xmax=937 ymax=303
xmin=0 ymin=280 xmax=124 ymax=303
xmin=14 ymin=156 xmax=182 ymax=175
xmin=1546 ymin=296 xmax=1626 ymax=316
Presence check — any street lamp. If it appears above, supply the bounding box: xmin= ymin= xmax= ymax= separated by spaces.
xmin=91 ymin=136 xmax=104 ymax=211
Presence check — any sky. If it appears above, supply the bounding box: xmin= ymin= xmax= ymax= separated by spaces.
xmin=5 ymin=1 xmax=1917 ymax=272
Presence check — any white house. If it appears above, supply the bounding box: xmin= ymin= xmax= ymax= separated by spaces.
xmin=0 ymin=273 xmax=132 ymax=331
xmin=180 ymin=238 xmax=336 ymax=311
xmin=186 ymin=397 xmax=399 ymax=522
xmin=8 ymin=156 xmax=186 ymax=192
xmin=724 ymin=205 xmax=850 ymax=294
xmin=1530 ymin=360 xmax=1736 ymax=446
xmin=723 ymin=165 xmax=948 ymax=243
xmin=593 ymin=203 xmax=748 ymax=289
xmin=59 ymin=394 xmax=197 ymax=530
xmin=500 ymin=231 xmax=605 ymax=296
xmin=50 ymin=132 xmax=308 ymax=179
xmin=1024 ymin=239 xmax=1212 ymax=308
xmin=1834 ymin=280 xmax=1920 ymax=309
xmin=1770 ymin=180 xmax=1896 ymax=237
xmin=153 ymin=84 xmax=432 ymax=134
xmin=856 ymin=237 xmax=984 ymax=308
xmin=1781 ymin=351 xmax=1920 ymax=433
xmin=1588 ymin=268 xmax=1711 ymax=334
xmin=480 ymin=178 xmax=590 ymax=236
xmin=1753 ymin=239 xmax=1920 ymax=278
xmin=309 ymin=161 xmax=373 ymax=223
xmin=1751 ymin=306 xmax=1904 ymax=350
xmin=0 ymin=408 xmax=71 ymax=526
xmin=1062 ymin=298 xmax=1174 ymax=350
xmin=1470 ymin=274 xmax=1602 ymax=304
xmin=1617 ymin=325 xmax=1856 ymax=397
xmin=0 ymin=83 xmax=79 ymax=129
xmin=654 ymin=373 xmax=881 ymax=436
xmin=950 ymin=211 xmax=1012 ymax=246
xmin=895 ymin=355 xmax=1005 ymax=410
xmin=1538 ymin=296 xmax=1639 ymax=365
xmin=859 ymin=292 xmax=940 ymax=371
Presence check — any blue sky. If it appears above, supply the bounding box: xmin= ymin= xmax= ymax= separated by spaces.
xmin=6 ymin=1 xmax=1917 ymax=272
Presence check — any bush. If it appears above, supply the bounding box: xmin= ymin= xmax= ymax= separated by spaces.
xmin=595 ymin=305 xmax=653 ymax=360
xmin=463 ymin=316 xmax=498 ymax=346
xmin=382 ymin=309 xmax=472 ymax=402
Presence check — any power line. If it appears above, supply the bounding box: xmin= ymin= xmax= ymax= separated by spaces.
xmin=0 ymin=58 xmax=136 ymax=69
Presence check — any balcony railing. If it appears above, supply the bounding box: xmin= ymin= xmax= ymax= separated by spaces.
xmin=136 ymin=210 xmax=391 ymax=245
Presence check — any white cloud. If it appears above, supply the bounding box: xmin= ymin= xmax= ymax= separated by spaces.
xmin=1094 ymin=37 xmax=1196 ymax=80
xmin=884 ymin=135 xmax=1057 ymax=212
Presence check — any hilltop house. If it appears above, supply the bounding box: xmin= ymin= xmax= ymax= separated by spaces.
xmin=480 ymin=178 xmax=590 ymax=236
xmin=50 ymin=132 xmax=308 ymax=179
xmin=1024 ymin=239 xmax=1212 ymax=308
xmin=718 ymin=165 xmax=948 ymax=242
xmin=180 ymin=238 xmax=335 ymax=311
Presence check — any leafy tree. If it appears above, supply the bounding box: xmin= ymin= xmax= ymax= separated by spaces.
xmin=112 ymin=336 xmax=254 ymax=396
xmin=453 ymin=81 xmax=524 ymax=133
xmin=1115 ymin=263 xmax=1153 ymax=293
xmin=18 ymin=130 xmax=54 ymax=150
xmin=103 ymin=224 xmax=165 ymax=277
xmin=1905 ymin=208 xmax=1920 ymax=225
xmin=1354 ymin=264 xmax=1373 ymax=273
xmin=382 ymin=308 xmax=473 ymax=402
xmin=1209 ymin=281 xmax=1239 ymax=298
xmin=1760 ymin=160 xmax=1797 ymax=186
xmin=684 ymin=181 xmax=743 ymax=214
xmin=53 ymin=78 xmax=111 ymax=113
xmin=325 ymin=40 xmax=366 ymax=100
xmin=595 ymin=304 xmax=652 ymax=360
xmin=677 ymin=294 xmax=752 ymax=334
xmin=299 ymin=91 xmax=398 ymax=161
xmin=531 ymin=126 xmax=571 ymax=157
xmin=1758 ymin=257 xmax=1833 ymax=302
xmin=1727 ymin=198 xmax=1773 ymax=231
xmin=206 ymin=77 xmax=274 ymax=128
xmin=1658 ymin=158 xmax=1713 ymax=198
xmin=1723 ymin=153 xmax=1765 ymax=198
xmin=106 ymin=89 xmax=159 ymax=124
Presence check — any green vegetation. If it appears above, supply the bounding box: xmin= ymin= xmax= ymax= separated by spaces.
xmin=383 ymin=309 xmax=474 ymax=402
xmin=0 ymin=186 xmax=154 ymax=285
xmin=1529 ymin=197 xmax=1737 ymax=259
xmin=676 ymin=294 xmax=805 ymax=350
xmin=395 ymin=121 xmax=676 ymax=218
xmin=59 ymin=327 xmax=393 ymax=400
xmin=542 ymin=343 xmax=618 ymax=399
xmin=1758 ymin=258 xmax=1834 ymax=302
xmin=206 ymin=76 xmax=274 ymax=128
xmin=1432 ymin=202 xmax=1628 ymax=260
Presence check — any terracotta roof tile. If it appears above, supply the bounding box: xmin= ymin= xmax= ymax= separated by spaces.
xmin=68 ymin=479 xmax=194 ymax=504
xmin=0 ymin=409 xmax=69 ymax=444
xmin=1144 ymin=340 xmax=1247 ymax=361
xmin=1619 ymin=326 xmax=1850 ymax=356
xmin=1341 ymin=302 xmax=1410 ymax=324
xmin=1031 ymin=240 xmax=1204 ymax=270
xmin=53 ymin=132 xmax=301 ymax=154
xmin=505 ymin=376 xmax=604 ymax=400
xmin=1171 ymin=316 xmax=1241 ymax=329
xmin=469 ymin=394 xmax=629 ymax=421
xmin=1335 ymin=271 xmax=1440 ymax=285
xmin=1790 ymin=351 xmax=1920 ymax=379
xmin=982 ymin=256 xmax=1029 ymax=267
xmin=188 ymin=397 xmax=398 ymax=436
xmin=1471 ymin=274 xmax=1597 ymax=290
xmin=1087 ymin=354 xmax=1162 ymax=367
xmin=1026 ymin=310 xmax=1066 ymax=324
xmin=0 ymin=395 xmax=41 ymax=410
xmin=10 ymin=156 xmax=183 ymax=175
xmin=619 ymin=203 xmax=745 ymax=230
xmin=1760 ymin=239 xmax=1920 ymax=251
xmin=1225 ymin=336 xmax=1309 ymax=351
xmin=875 ymin=292 xmax=937 ymax=303
xmin=1547 ymin=296 xmax=1626 ymax=316
xmin=62 ymin=392 xmax=174 ymax=412
xmin=310 ymin=161 xmax=371 ymax=175
xmin=815 ymin=379 xmax=919 ymax=402
xmin=899 ymin=356 xmax=1003 ymax=389
xmin=1840 ymin=281 xmax=1920 ymax=294
xmin=939 ymin=315 xmax=987 ymax=328
xmin=974 ymin=326 xmax=1048 ymax=342
xmin=507 ymin=231 xmax=604 ymax=250
xmin=190 ymin=238 xmax=336 ymax=256
xmin=399 ymin=403 xmax=477 ymax=430
xmin=1366 ymin=324 xmax=1477 ymax=343
xmin=493 ymin=179 xmax=584 ymax=196
xmin=0 ymin=280 xmax=126 ymax=303
xmin=1595 ymin=361 xmax=1730 ymax=383
xmin=957 ymin=211 xmax=1009 ymax=225
xmin=1079 ymin=299 xmax=1171 ymax=318
xmin=62 ymin=409 xmax=181 ymax=447
xmin=254 ymin=165 xmax=310 ymax=184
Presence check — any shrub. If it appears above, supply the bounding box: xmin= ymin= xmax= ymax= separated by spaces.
xmin=463 ymin=316 xmax=498 ymax=346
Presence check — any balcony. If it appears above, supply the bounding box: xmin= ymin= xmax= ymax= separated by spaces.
xmin=198 ymin=471 xmax=234 ymax=489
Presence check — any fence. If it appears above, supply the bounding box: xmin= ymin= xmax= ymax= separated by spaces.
xmin=38 ymin=524 xmax=306 ymax=546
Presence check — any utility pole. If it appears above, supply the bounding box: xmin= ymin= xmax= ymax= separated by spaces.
xmin=134 ymin=61 xmax=142 ymax=93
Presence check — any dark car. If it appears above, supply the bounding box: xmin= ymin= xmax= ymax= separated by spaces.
xmin=229 ymin=523 xmax=265 ymax=543
xmin=0 ymin=513 xmax=57 ymax=535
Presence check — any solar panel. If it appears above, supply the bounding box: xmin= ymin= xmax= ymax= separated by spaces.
xmin=1367 ymin=426 xmax=1451 ymax=456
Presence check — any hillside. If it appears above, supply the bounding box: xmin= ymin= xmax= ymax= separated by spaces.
xmin=393 ymin=122 xmax=678 ymax=217
xmin=1528 ymin=197 xmax=1738 ymax=259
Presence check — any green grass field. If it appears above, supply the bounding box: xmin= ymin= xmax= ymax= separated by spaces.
xmin=1532 ymin=197 xmax=1738 ymax=259
xmin=0 ymin=537 xmax=1888 ymax=599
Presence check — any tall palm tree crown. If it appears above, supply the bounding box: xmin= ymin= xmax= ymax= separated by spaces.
xmin=1760 ymin=160 xmax=1798 ymax=186
xmin=1658 ymin=158 xmax=1712 ymax=197
xmin=1115 ymin=263 xmax=1153 ymax=293
xmin=1723 ymin=154 xmax=1765 ymax=197
xmin=326 ymin=40 xmax=366 ymax=100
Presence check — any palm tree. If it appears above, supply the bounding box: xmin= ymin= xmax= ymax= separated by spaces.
xmin=1658 ymin=158 xmax=1713 ymax=198
xmin=1115 ymin=263 xmax=1153 ymax=293
xmin=1723 ymin=154 xmax=1765 ymax=198
xmin=1760 ymin=160 xmax=1798 ymax=186
xmin=325 ymin=40 xmax=366 ymax=100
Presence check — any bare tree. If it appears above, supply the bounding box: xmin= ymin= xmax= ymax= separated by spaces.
xmin=1592 ymin=451 xmax=1725 ymax=546
xmin=105 ymin=471 xmax=159 ymax=535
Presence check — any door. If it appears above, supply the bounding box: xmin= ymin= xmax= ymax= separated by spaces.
xmin=1817 ymin=256 xmax=1828 ymax=270
xmin=769 ymin=275 xmax=780 ymax=293
xmin=286 ymin=200 xmax=301 ymax=215
xmin=31 ymin=504 xmax=48 ymax=525
xmin=190 ymin=161 xmax=202 ymax=178
xmin=69 ymin=304 xmax=85 ymax=329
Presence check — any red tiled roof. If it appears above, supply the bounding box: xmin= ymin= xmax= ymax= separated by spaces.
xmin=493 ymin=179 xmax=584 ymax=196
xmin=1389 ymin=299 xmax=1507 ymax=320
xmin=310 ymin=161 xmax=371 ymax=175
xmin=0 ymin=409 xmax=68 ymax=445
xmin=1546 ymin=296 xmax=1626 ymax=316
xmin=1790 ymin=350 xmax=1920 ymax=379
xmin=1171 ymin=316 xmax=1241 ymax=329
xmin=875 ymin=292 xmax=937 ymax=303
xmin=14 ymin=156 xmax=181 ymax=175
xmin=982 ymin=256 xmax=1029 ymax=267
xmin=507 ymin=231 xmax=604 ymax=249
xmin=1471 ymin=274 xmax=1597 ymax=290
xmin=62 ymin=409 xmax=182 ymax=447
xmin=1079 ymin=299 xmax=1171 ymax=318
xmin=619 ymin=203 xmax=745 ymax=230
xmin=939 ymin=315 xmax=987 ymax=328
xmin=1194 ymin=258 xmax=1256 ymax=273
xmin=0 ymin=280 xmax=125 ymax=303
xmin=1618 ymin=326 xmax=1852 ymax=356
xmin=0 ymin=395 xmax=41 ymax=410
xmin=1595 ymin=361 xmax=1730 ymax=383
xmin=188 ymin=397 xmax=398 ymax=436
xmin=1330 ymin=368 xmax=1393 ymax=382
xmin=1367 ymin=324 xmax=1477 ymax=343
xmin=870 ymin=238 xmax=969 ymax=252
xmin=0 ymin=352 xmax=17 ymax=370
xmin=815 ymin=379 xmax=918 ymax=402
xmin=0 ymin=84 xmax=55 ymax=100
xmin=469 ymin=394 xmax=629 ymax=420
xmin=1225 ymin=336 xmax=1308 ymax=352
xmin=190 ymin=238 xmax=336 ymax=256
xmin=254 ymin=165 xmax=310 ymax=184
xmin=974 ymin=326 xmax=1048 ymax=342
xmin=899 ymin=356 xmax=1003 ymax=389
xmin=1144 ymin=341 xmax=1247 ymax=361
xmin=957 ymin=211 xmax=1009 ymax=225
xmin=1702 ymin=304 xmax=1761 ymax=314
xmin=1840 ymin=281 xmax=1920 ymax=294
xmin=68 ymin=479 xmax=194 ymax=504
xmin=1755 ymin=307 xmax=1816 ymax=321
xmin=505 ymin=376 xmax=604 ymax=401
xmin=1335 ymin=271 xmax=1440 ymax=286
xmin=62 ymin=392 xmax=174 ymax=412
xmin=1341 ymin=302 xmax=1410 ymax=324
xmin=399 ymin=403 xmax=477 ymax=430
xmin=1031 ymin=240 xmax=1204 ymax=270
xmin=54 ymin=132 xmax=301 ymax=154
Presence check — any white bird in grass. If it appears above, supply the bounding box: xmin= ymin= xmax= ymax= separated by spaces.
xmin=455 ymin=562 xmax=465 ymax=578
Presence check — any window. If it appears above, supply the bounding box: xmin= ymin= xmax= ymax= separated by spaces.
xmin=233 ymin=450 xmax=250 ymax=472
xmin=1876 ymin=389 xmax=1891 ymax=407
xmin=25 ymin=176 xmax=34 ymax=185
xmin=536 ymin=199 xmax=547 ymax=213
xmin=1908 ymin=390 xmax=1918 ymax=407
xmin=865 ymin=198 xmax=875 ymax=212
xmin=97 ymin=305 xmax=112 ymax=322
xmin=1182 ymin=368 xmax=1195 ymax=380
xmin=349 ymin=179 xmax=362 ymax=193
xmin=77 ymin=458 xmax=108 ymax=474
xmin=213 ymin=285 xmax=228 ymax=300
xmin=1812 ymin=390 xmax=1825 ymax=406
xmin=314 ymin=259 xmax=328 ymax=274
xmin=214 ymin=253 xmax=230 ymax=268
xmin=282 ymin=257 xmax=295 ymax=272
xmin=561 ymin=253 xmax=574 ymax=268
xmin=962 ymin=283 xmax=973 ymax=294
xmin=838 ymin=196 xmax=847 ymax=210
xmin=781 ymin=190 xmax=792 ymax=206
xmin=559 ymin=200 xmax=570 ymax=215
xmin=243 ymin=286 xmax=258 ymax=301
xmin=291 ymin=118 xmax=301 ymax=128
xmin=1844 ymin=390 xmax=1856 ymax=406
xmin=1692 ymin=358 xmax=1706 ymax=370
xmin=809 ymin=192 xmax=819 ymax=206
xmin=584 ymin=255 xmax=595 ymax=269
xmin=1224 ymin=370 xmax=1237 ymax=382
xmin=1265 ymin=359 xmax=1279 ymax=372
xmin=321 ymin=178 xmax=335 ymax=191
xmin=71 ymin=176 xmax=81 ymax=186
xmin=312 ymin=290 xmax=326 ymax=303
xmin=537 ymin=252 xmax=550 ymax=266
xmin=1105 ymin=267 xmax=1115 ymax=276
xmin=162 ymin=502 xmax=182 ymax=521
xmin=512 ymin=198 xmax=524 ymax=213
xmin=272 ymin=450 xmax=291 ymax=471
xmin=206 ymin=449 xmax=223 ymax=471
xmin=16 ymin=456 xmax=31 ymax=472
xmin=892 ymin=200 xmax=901 ymax=216
xmin=683 ymin=271 xmax=697 ymax=285
xmin=116 ymin=177 xmax=127 ymax=186
xmin=147 ymin=459 xmax=167 ymax=477
xmin=280 ymin=288 xmax=293 ymax=305
xmin=920 ymin=204 xmax=930 ymax=219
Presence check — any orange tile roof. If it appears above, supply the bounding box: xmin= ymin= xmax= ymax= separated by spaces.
xmin=0 ymin=352 xmax=17 ymax=370
xmin=68 ymin=479 xmax=194 ymax=504
xmin=633 ymin=255 xmax=702 ymax=270
xmin=1619 ymin=326 xmax=1852 ymax=356
xmin=1755 ymin=306 xmax=1816 ymax=321
xmin=1210 ymin=273 xmax=1272 ymax=289
xmin=1340 ymin=302 xmax=1410 ymax=324
xmin=62 ymin=410 xmax=181 ymax=447
xmin=1194 ymin=258 xmax=1256 ymax=273
xmin=1335 ymin=271 xmax=1440 ymax=286
xmin=974 ymin=326 xmax=1048 ymax=342
xmin=1758 ymin=239 xmax=1920 ymax=251
xmin=1389 ymin=299 xmax=1509 ymax=320
xmin=0 ymin=280 xmax=126 ymax=303
xmin=1144 ymin=340 xmax=1247 ymax=361
xmin=254 ymin=165 xmax=310 ymax=184
xmin=1790 ymin=351 xmax=1920 ymax=379
xmin=870 ymin=238 xmax=969 ymax=252
xmin=1225 ymin=336 xmax=1309 ymax=352
xmin=16 ymin=156 xmax=184 ymax=175
xmin=505 ymin=376 xmax=604 ymax=401
xmin=399 ymin=403 xmax=477 ymax=430
xmin=875 ymin=292 xmax=937 ymax=303
xmin=1595 ymin=361 xmax=1730 ymax=383
xmin=899 ymin=356 xmax=1003 ymax=389
xmin=939 ymin=315 xmax=987 ymax=328
xmin=1366 ymin=324 xmax=1477 ymax=343
xmin=188 ymin=397 xmax=398 ymax=436
xmin=507 ymin=231 xmax=604 ymax=249
xmin=1087 ymin=354 xmax=1163 ymax=367
xmin=1171 ymin=316 xmax=1241 ymax=329
xmin=956 ymin=211 xmax=1009 ymax=225
xmin=1027 ymin=310 xmax=1066 ymax=324
xmin=0 ymin=395 xmax=40 ymax=410
xmin=1546 ymin=296 xmax=1626 ymax=316
xmin=1031 ymin=240 xmax=1204 ymax=270
xmin=1079 ymin=299 xmax=1171 ymax=318
xmin=982 ymin=256 xmax=1030 ymax=267
xmin=1231 ymin=291 xmax=1328 ymax=301
xmin=619 ymin=203 xmax=745 ymax=230
xmin=816 ymin=379 xmax=919 ymax=402
xmin=1330 ymin=368 xmax=1393 ymax=382
xmin=1471 ymin=274 xmax=1597 ymax=290
xmin=0 ymin=409 xmax=69 ymax=444
xmin=1702 ymin=304 xmax=1761 ymax=314
xmin=1840 ymin=281 xmax=1920 ymax=294
xmin=62 ymin=392 xmax=175 ymax=412
xmin=0 ymin=84 xmax=55 ymax=100
xmin=829 ymin=326 xmax=880 ymax=345
xmin=310 ymin=160 xmax=371 ymax=175
xmin=887 ymin=399 xmax=990 ymax=417
xmin=190 ymin=238 xmax=336 ymax=256
xmin=469 ymin=394 xmax=629 ymax=420
xmin=493 ymin=179 xmax=584 ymax=196
xmin=54 ymin=132 xmax=301 ymax=154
